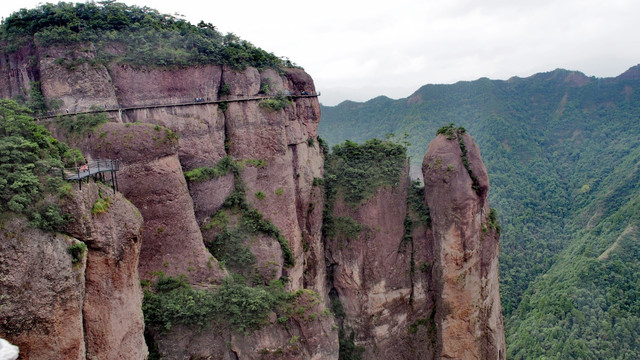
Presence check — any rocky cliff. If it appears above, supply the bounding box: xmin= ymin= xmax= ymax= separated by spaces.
xmin=1 ymin=37 xmax=504 ymax=358
xmin=423 ymin=130 xmax=506 ymax=359
xmin=325 ymin=163 xmax=437 ymax=359
xmin=1 ymin=40 xmax=336 ymax=358
xmin=0 ymin=183 xmax=146 ymax=359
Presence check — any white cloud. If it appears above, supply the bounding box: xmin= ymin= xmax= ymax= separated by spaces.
xmin=2 ymin=0 xmax=639 ymax=105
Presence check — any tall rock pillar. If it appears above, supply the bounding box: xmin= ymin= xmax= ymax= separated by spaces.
xmin=422 ymin=130 xmax=505 ymax=359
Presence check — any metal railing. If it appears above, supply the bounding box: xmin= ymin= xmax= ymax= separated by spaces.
xmin=37 ymin=92 xmax=321 ymax=120
xmin=62 ymin=159 xmax=119 ymax=180
xmin=57 ymin=159 xmax=120 ymax=192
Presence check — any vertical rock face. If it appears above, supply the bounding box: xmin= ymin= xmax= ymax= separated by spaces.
xmin=38 ymin=45 xmax=119 ymax=111
xmin=32 ymin=43 xmax=334 ymax=357
xmin=325 ymin=165 xmax=437 ymax=359
xmin=0 ymin=218 xmax=87 ymax=360
xmin=0 ymin=44 xmax=38 ymax=100
xmin=72 ymin=122 xmax=226 ymax=284
xmin=63 ymin=183 xmax=147 ymax=359
xmin=422 ymin=133 xmax=506 ymax=359
xmin=0 ymin=183 xmax=147 ymax=360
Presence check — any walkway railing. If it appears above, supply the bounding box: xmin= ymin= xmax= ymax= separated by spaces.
xmin=37 ymin=92 xmax=321 ymax=120
xmin=59 ymin=159 xmax=120 ymax=192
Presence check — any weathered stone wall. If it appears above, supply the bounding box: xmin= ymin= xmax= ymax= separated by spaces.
xmin=325 ymin=165 xmax=437 ymax=360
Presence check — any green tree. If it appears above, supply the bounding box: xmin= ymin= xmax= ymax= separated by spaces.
xmin=0 ymin=99 xmax=74 ymax=230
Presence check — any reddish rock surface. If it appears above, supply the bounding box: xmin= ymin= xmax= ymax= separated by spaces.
xmin=0 ymin=40 xmax=506 ymax=359
xmin=63 ymin=183 xmax=147 ymax=359
xmin=0 ymin=218 xmax=87 ymax=360
xmin=73 ymin=122 xmax=226 ymax=284
xmin=423 ymin=133 xmax=506 ymax=360
xmin=0 ymin=43 xmax=38 ymax=100
xmin=0 ymin=183 xmax=147 ymax=359
xmin=326 ymin=165 xmax=437 ymax=360
xmin=108 ymin=63 xmax=223 ymax=107
xmin=47 ymin=57 xmax=332 ymax=356
xmin=39 ymin=45 xmax=119 ymax=112
xmin=152 ymin=291 xmax=338 ymax=360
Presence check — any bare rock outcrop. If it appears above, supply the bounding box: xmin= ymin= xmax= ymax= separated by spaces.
xmin=39 ymin=45 xmax=119 ymax=111
xmin=325 ymin=164 xmax=437 ymax=360
xmin=0 ymin=218 xmax=87 ymax=359
xmin=63 ymin=183 xmax=147 ymax=359
xmin=0 ymin=43 xmax=38 ymax=100
xmin=0 ymin=182 xmax=147 ymax=359
xmin=0 ymin=38 xmax=509 ymax=359
xmin=422 ymin=132 xmax=505 ymax=360
xmin=43 ymin=56 xmax=333 ymax=356
xmin=152 ymin=293 xmax=339 ymax=360
xmin=73 ymin=122 xmax=226 ymax=284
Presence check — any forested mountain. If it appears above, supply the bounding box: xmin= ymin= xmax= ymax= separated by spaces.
xmin=320 ymin=66 xmax=640 ymax=358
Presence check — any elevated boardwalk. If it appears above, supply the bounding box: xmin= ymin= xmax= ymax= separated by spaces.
xmin=38 ymin=93 xmax=320 ymax=120
xmin=60 ymin=159 xmax=120 ymax=192
xmin=44 ymin=93 xmax=320 ymax=192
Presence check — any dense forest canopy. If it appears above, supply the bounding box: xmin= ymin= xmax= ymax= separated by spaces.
xmin=0 ymin=1 xmax=294 ymax=69
xmin=0 ymin=99 xmax=82 ymax=231
xmin=320 ymin=67 xmax=640 ymax=358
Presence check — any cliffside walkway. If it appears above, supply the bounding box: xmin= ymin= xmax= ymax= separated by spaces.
xmin=59 ymin=159 xmax=120 ymax=192
xmin=37 ymin=93 xmax=320 ymax=120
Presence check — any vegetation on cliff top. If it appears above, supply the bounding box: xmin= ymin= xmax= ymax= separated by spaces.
xmin=321 ymin=138 xmax=407 ymax=246
xmin=0 ymin=99 xmax=79 ymax=231
xmin=1 ymin=1 xmax=293 ymax=69
xmin=321 ymin=138 xmax=427 ymax=360
xmin=327 ymin=138 xmax=407 ymax=206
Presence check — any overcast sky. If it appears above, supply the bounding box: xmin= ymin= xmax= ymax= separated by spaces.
xmin=2 ymin=0 xmax=640 ymax=105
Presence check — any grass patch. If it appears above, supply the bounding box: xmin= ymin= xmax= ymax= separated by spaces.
xmin=184 ymin=156 xmax=238 ymax=183
xmin=324 ymin=215 xmax=361 ymax=243
xmin=487 ymin=208 xmax=501 ymax=234
xmin=143 ymin=275 xmax=297 ymax=334
xmin=259 ymin=95 xmax=292 ymax=111
xmin=91 ymin=189 xmax=111 ymax=214
xmin=67 ymin=241 xmax=87 ymax=264
xmin=55 ymin=107 xmax=108 ymax=135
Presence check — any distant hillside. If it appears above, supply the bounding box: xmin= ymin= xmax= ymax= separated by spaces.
xmin=320 ymin=66 xmax=640 ymax=358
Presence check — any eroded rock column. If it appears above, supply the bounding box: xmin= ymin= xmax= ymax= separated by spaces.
xmin=422 ymin=132 xmax=505 ymax=360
